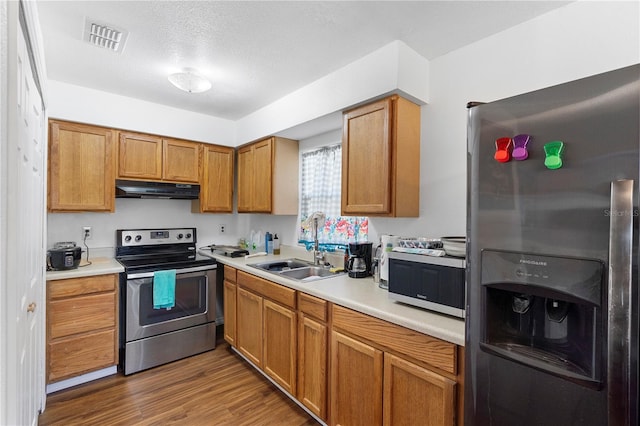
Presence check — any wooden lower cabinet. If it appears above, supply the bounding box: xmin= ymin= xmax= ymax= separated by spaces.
xmin=263 ymin=299 xmax=297 ymax=394
xmin=223 ymin=267 xmax=463 ymax=426
xmin=223 ymin=265 xmax=237 ymax=346
xmin=234 ymin=270 xmax=297 ymax=395
xmin=236 ymin=287 xmax=263 ymax=367
xmin=330 ymin=331 xmax=384 ymax=426
xmin=383 ymin=353 xmax=456 ymax=426
xmin=330 ymin=305 xmax=461 ymax=426
xmin=46 ymin=274 xmax=118 ymax=384
xmin=297 ymin=292 xmax=328 ymax=420
xmin=223 ymin=279 xmax=237 ymax=345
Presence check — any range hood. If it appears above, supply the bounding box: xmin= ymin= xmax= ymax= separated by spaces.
xmin=115 ymin=179 xmax=200 ymax=199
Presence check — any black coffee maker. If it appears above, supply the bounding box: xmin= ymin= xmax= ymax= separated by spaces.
xmin=346 ymin=242 xmax=373 ymax=278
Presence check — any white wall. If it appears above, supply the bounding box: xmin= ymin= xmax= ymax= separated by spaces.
xmin=47 ymin=0 xmax=640 ymax=253
xmin=370 ymin=0 xmax=640 ymax=241
xmin=47 ymin=81 xmax=236 ymax=146
xmin=235 ymin=40 xmax=429 ymax=144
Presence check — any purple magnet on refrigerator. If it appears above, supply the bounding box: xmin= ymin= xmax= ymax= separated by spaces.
xmin=494 ymin=137 xmax=512 ymax=163
xmin=512 ymin=134 xmax=530 ymax=160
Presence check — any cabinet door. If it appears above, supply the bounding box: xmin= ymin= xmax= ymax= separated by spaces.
xmin=342 ymin=98 xmax=392 ymax=215
xmin=330 ymin=331 xmax=383 ymax=426
xmin=263 ymin=299 xmax=296 ymax=394
xmin=162 ymin=138 xmax=200 ymax=183
xmin=48 ymin=293 xmax=116 ymax=339
xmin=199 ymin=144 xmax=234 ymax=213
xmin=223 ymin=280 xmax=237 ymax=346
xmin=47 ymin=329 xmax=117 ymax=383
xmin=383 ymin=353 xmax=456 ymax=426
xmin=48 ymin=120 xmax=115 ymax=212
xmin=237 ymin=145 xmax=253 ymax=212
xmin=236 ymin=287 xmax=263 ymax=367
xmin=251 ymin=138 xmax=273 ymax=213
xmin=118 ymin=132 xmax=163 ymax=180
xmin=298 ymin=314 xmax=327 ymax=420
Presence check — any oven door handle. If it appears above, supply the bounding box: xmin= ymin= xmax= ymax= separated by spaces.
xmin=126 ymin=264 xmax=216 ymax=280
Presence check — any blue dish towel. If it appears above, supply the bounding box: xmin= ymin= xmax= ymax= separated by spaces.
xmin=153 ymin=269 xmax=176 ymax=309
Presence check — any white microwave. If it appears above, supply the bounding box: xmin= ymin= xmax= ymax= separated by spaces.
xmin=388 ymin=251 xmax=466 ymax=318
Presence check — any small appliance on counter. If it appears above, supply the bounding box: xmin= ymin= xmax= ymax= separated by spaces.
xmin=47 ymin=242 xmax=82 ymax=270
xmin=204 ymin=244 xmax=249 ymax=258
xmin=387 ymin=251 xmax=465 ymax=318
xmin=345 ymin=242 xmax=373 ymax=278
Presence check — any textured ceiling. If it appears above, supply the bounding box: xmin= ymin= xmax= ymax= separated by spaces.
xmin=36 ymin=1 xmax=571 ymax=120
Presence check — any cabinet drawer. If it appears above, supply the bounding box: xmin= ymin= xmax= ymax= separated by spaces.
xmin=47 ymin=329 xmax=117 ymax=383
xmin=298 ymin=292 xmax=327 ymax=322
xmin=49 ymin=293 xmax=116 ymax=339
xmin=224 ymin=265 xmax=237 ymax=283
xmin=332 ymin=305 xmax=457 ymax=375
xmin=48 ymin=274 xmax=117 ymax=299
xmin=237 ymin=271 xmax=296 ymax=309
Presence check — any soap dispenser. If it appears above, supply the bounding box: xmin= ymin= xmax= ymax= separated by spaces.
xmin=273 ymin=234 xmax=280 ymax=255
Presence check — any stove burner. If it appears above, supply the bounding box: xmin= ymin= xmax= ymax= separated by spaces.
xmin=115 ymin=227 xmax=215 ymax=273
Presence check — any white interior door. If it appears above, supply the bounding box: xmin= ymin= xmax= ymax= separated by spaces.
xmin=1 ymin=1 xmax=47 ymax=424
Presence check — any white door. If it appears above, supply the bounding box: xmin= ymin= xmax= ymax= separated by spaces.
xmin=1 ymin=1 xmax=47 ymax=424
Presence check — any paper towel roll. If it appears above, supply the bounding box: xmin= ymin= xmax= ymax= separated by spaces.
xmin=380 ymin=234 xmax=400 ymax=283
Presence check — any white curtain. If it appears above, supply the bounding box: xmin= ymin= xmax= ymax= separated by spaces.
xmin=299 ymin=144 xmax=368 ymax=250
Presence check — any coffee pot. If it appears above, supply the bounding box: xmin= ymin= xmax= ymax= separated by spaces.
xmin=346 ymin=242 xmax=373 ymax=278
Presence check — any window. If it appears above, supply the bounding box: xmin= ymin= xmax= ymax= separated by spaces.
xmin=298 ymin=144 xmax=368 ymax=251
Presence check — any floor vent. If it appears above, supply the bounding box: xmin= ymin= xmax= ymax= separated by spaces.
xmin=83 ymin=18 xmax=128 ymax=53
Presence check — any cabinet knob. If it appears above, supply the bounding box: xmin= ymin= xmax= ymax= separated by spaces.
xmin=27 ymin=302 xmax=36 ymax=313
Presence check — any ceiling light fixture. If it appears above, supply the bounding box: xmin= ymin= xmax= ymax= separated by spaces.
xmin=167 ymin=68 xmax=212 ymax=93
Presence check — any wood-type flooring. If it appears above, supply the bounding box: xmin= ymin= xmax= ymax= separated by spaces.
xmin=38 ymin=341 xmax=317 ymax=426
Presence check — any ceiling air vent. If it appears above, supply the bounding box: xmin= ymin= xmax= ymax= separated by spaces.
xmin=83 ymin=18 xmax=128 ymax=53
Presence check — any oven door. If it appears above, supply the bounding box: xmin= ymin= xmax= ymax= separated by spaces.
xmin=125 ymin=265 xmax=216 ymax=342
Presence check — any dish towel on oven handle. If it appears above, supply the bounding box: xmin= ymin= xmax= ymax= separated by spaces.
xmin=153 ymin=269 xmax=176 ymax=309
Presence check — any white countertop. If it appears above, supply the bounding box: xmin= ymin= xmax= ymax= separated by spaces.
xmin=46 ymin=257 xmax=124 ymax=281
xmin=202 ymin=245 xmax=465 ymax=346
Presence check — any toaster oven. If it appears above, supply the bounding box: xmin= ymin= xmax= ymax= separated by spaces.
xmin=388 ymin=251 xmax=466 ymax=318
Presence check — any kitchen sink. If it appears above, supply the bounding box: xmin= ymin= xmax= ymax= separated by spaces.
xmin=248 ymin=258 xmax=344 ymax=282
xmin=249 ymin=258 xmax=314 ymax=272
xmin=279 ymin=266 xmax=337 ymax=281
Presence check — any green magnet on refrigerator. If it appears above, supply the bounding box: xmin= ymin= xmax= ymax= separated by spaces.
xmin=544 ymin=141 xmax=564 ymax=170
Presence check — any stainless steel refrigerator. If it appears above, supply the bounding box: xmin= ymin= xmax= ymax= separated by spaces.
xmin=465 ymin=64 xmax=639 ymax=426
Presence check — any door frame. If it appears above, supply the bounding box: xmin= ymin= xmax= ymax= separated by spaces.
xmin=0 ymin=0 xmax=48 ymax=424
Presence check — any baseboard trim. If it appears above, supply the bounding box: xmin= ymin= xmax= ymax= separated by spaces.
xmin=46 ymin=366 xmax=117 ymax=394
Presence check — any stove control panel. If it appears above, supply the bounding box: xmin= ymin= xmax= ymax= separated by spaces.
xmin=117 ymin=228 xmax=196 ymax=246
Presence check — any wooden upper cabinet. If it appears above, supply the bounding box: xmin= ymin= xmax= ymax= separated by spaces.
xmin=118 ymin=132 xmax=200 ymax=183
xmin=252 ymin=138 xmax=274 ymax=212
xmin=237 ymin=136 xmax=298 ymax=214
xmin=118 ymin=131 xmax=163 ymax=180
xmin=237 ymin=145 xmax=253 ymax=212
xmin=342 ymin=95 xmax=420 ymax=217
xmin=193 ymin=144 xmax=234 ymax=213
xmin=163 ymin=138 xmax=201 ymax=183
xmin=48 ymin=120 xmax=116 ymax=212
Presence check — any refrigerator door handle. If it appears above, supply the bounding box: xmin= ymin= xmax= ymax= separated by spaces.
xmin=607 ymin=179 xmax=634 ymax=426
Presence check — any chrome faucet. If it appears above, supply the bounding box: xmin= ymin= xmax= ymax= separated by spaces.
xmin=313 ymin=217 xmax=324 ymax=266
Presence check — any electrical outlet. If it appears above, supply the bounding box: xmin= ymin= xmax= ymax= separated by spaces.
xmin=82 ymin=226 xmax=92 ymax=240
xmin=219 ymin=224 xmax=226 ymax=234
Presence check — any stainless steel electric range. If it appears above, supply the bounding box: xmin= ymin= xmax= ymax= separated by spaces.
xmin=115 ymin=227 xmax=217 ymax=375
